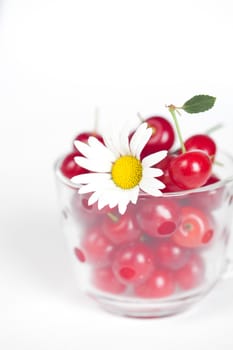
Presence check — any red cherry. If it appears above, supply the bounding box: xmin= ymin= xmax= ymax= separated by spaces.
xmin=173 ymin=206 xmax=214 ymax=248
xmin=184 ymin=134 xmax=216 ymax=160
xmin=175 ymin=254 xmax=205 ymax=290
xmin=136 ymin=198 xmax=181 ymax=237
xmin=156 ymin=154 xmax=181 ymax=192
xmin=189 ymin=175 xmax=223 ymax=211
xmin=169 ymin=150 xmax=212 ymax=190
xmin=92 ymin=266 xmax=126 ymax=294
xmin=155 ymin=240 xmax=191 ymax=270
xmin=112 ymin=242 xmax=154 ymax=285
xmin=81 ymin=227 xmax=115 ymax=265
xmin=140 ymin=116 xmax=175 ymax=158
xmin=134 ymin=268 xmax=175 ymax=298
xmin=60 ymin=151 xmax=88 ymax=179
xmin=73 ymin=132 xmax=104 ymax=151
xmin=102 ymin=212 xmax=141 ymax=245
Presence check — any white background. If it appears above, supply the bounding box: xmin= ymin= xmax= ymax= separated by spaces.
xmin=1 ymin=0 xmax=233 ymax=349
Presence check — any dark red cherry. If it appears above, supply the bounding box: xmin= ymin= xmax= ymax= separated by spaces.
xmin=140 ymin=116 xmax=175 ymax=158
xmin=60 ymin=151 xmax=88 ymax=179
xmin=134 ymin=268 xmax=175 ymax=298
xmin=169 ymin=150 xmax=212 ymax=190
xmin=102 ymin=212 xmax=141 ymax=245
xmin=155 ymin=240 xmax=191 ymax=270
xmin=184 ymin=134 xmax=216 ymax=160
xmin=92 ymin=266 xmax=126 ymax=294
xmin=136 ymin=197 xmax=181 ymax=238
xmin=172 ymin=206 xmax=214 ymax=248
xmin=175 ymin=254 xmax=205 ymax=290
xmin=112 ymin=242 xmax=154 ymax=285
xmin=156 ymin=154 xmax=181 ymax=192
xmin=81 ymin=227 xmax=115 ymax=265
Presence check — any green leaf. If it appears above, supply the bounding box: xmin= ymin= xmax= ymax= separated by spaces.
xmin=182 ymin=95 xmax=216 ymax=114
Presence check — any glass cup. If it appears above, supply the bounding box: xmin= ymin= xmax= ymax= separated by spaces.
xmin=54 ymin=151 xmax=233 ymax=317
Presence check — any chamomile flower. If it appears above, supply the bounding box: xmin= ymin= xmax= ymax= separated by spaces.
xmin=71 ymin=122 xmax=167 ymax=214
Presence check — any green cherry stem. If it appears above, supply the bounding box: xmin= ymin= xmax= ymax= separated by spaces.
xmin=168 ymin=106 xmax=186 ymax=154
xmin=107 ymin=212 xmax=119 ymax=222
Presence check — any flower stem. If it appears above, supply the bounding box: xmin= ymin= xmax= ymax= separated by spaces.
xmin=168 ymin=106 xmax=186 ymax=154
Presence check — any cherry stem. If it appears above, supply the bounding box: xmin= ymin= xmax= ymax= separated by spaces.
xmin=205 ymin=123 xmax=223 ymax=135
xmin=214 ymin=159 xmax=224 ymax=167
xmin=137 ymin=112 xmax=144 ymax=122
xmin=94 ymin=106 xmax=100 ymax=134
xmin=168 ymin=106 xmax=186 ymax=154
xmin=107 ymin=212 xmax=119 ymax=222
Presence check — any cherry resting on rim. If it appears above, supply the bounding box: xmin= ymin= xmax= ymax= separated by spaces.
xmin=140 ymin=116 xmax=175 ymax=158
xmin=156 ymin=154 xmax=181 ymax=192
xmin=136 ymin=197 xmax=181 ymax=237
xmin=184 ymin=134 xmax=217 ymax=160
xmin=169 ymin=150 xmax=212 ymax=190
xmin=60 ymin=151 xmax=89 ymax=179
xmin=112 ymin=242 xmax=154 ymax=285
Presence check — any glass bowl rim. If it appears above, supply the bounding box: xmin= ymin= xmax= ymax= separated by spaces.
xmin=54 ymin=150 xmax=233 ymax=198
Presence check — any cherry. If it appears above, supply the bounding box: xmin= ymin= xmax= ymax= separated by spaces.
xmin=134 ymin=268 xmax=175 ymax=298
xmin=156 ymin=154 xmax=181 ymax=192
xmin=184 ymin=134 xmax=216 ymax=160
xmin=155 ymin=240 xmax=191 ymax=270
xmin=173 ymin=206 xmax=214 ymax=248
xmin=81 ymin=227 xmax=115 ymax=265
xmin=92 ymin=266 xmax=126 ymax=294
xmin=73 ymin=132 xmax=104 ymax=151
xmin=140 ymin=116 xmax=175 ymax=158
xmin=102 ymin=211 xmax=141 ymax=245
xmin=175 ymin=254 xmax=205 ymax=290
xmin=188 ymin=174 xmax=223 ymax=211
xmin=60 ymin=151 xmax=88 ymax=179
xmin=112 ymin=242 xmax=154 ymax=285
xmin=136 ymin=197 xmax=181 ymax=237
xmin=169 ymin=150 xmax=212 ymax=190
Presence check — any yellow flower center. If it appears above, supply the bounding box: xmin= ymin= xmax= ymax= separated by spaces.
xmin=111 ymin=155 xmax=143 ymax=189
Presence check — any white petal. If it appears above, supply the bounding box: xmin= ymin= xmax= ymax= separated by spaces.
xmin=118 ymin=124 xmax=130 ymax=155
xmin=118 ymin=193 xmax=130 ymax=215
xmin=129 ymin=123 xmax=148 ymax=156
xmin=135 ymin=128 xmax=153 ymax=159
xmin=88 ymin=136 xmax=116 ymax=162
xmin=88 ymin=191 xmax=101 ymax=206
xmin=74 ymin=140 xmax=92 ymax=158
xmin=71 ymin=172 xmax=110 ymax=184
xmin=140 ymin=177 xmax=165 ymax=196
xmin=103 ymin=130 xmax=120 ymax=158
xmin=128 ymin=186 xmax=140 ymax=204
xmin=74 ymin=156 xmax=112 ymax=172
xmin=142 ymin=150 xmax=168 ymax=167
xmin=143 ymin=167 xmax=163 ymax=178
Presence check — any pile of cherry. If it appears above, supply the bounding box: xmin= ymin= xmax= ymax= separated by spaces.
xmin=61 ymin=115 xmax=223 ymax=298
